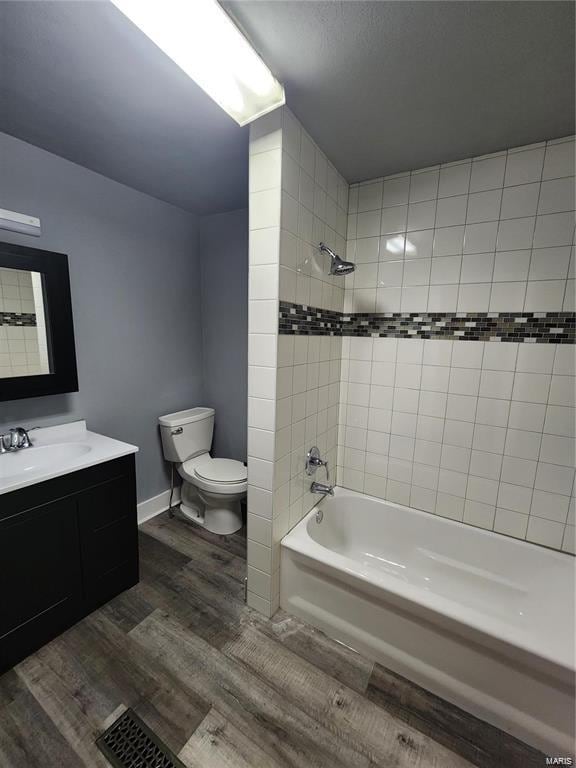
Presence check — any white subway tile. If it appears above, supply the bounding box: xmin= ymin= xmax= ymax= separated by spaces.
xmin=529 ymin=247 xmax=571 ymax=281
xmin=433 ymin=226 xmax=465 ymax=257
xmin=450 ymin=341 xmax=484 ymax=369
xmin=526 ymin=516 xmax=564 ymax=548
xmin=470 ymin=450 xmax=503 ymax=480
xmin=467 ymin=475 xmax=499 ymax=506
xmin=531 ymin=489 xmax=570 ymax=524
xmin=466 ymin=189 xmax=502 ymax=224
xmin=516 ymin=343 xmax=555 ymax=373
xmin=250 ymin=148 xmax=282 ymax=193
xmin=436 ymin=195 xmax=467 ymax=227
xmin=357 ymin=210 xmax=381 ymax=238
xmin=250 ymin=227 xmax=280 ymax=265
xmin=532 ymin=212 xmax=575 ymax=248
xmin=249 ymin=334 xmax=277 ymax=367
xmin=439 ymin=163 xmax=471 ymax=198
xmin=542 ymin=139 xmax=575 ymax=180
xmin=496 ymin=218 xmax=535 ymax=252
xmin=470 ymin=155 xmax=506 ymax=193
xmin=498 ymin=482 xmax=533 ymax=514
xmin=409 ymin=170 xmax=439 ymax=202
xmin=544 ymin=405 xmax=575 ymax=437
xmin=500 ymin=183 xmax=539 ymax=220
xmin=483 ymin=342 xmax=517 ymax=371
xmin=538 ymin=177 xmax=575 ymax=215
xmin=494 ymin=508 xmax=528 ymax=539
xmin=382 ymin=176 xmax=410 ymax=207
xmin=457 ymin=283 xmax=491 ymax=312
xmin=358 ymin=181 xmax=383 ymax=212
xmin=449 ymin=367 xmax=480 ymax=396
xmin=248 ymin=485 xmax=273 ymax=519
xmin=504 ymin=428 xmax=541 ymax=460
xmin=249 ymin=188 xmax=281 ymax=230
xmin=504 ymin=147 xmax=545 ymax=186
xmin=524 ymin=280 xmax=566 ymax=311
xmin=407 ymin=200 xmax=436 ymax=231
xmin=539 ymin=434 xmax=575 ymax=467
xmin=410 ymin=485 xmax=436 ymax=512
xmin=535 ymin=462 xmax=575 ymax=496
xmin=549 ymin=375 xmax=576 ymax=407
xmin=508 ymin=401 xmax=545 ymax=432
xmin=493 ymin=250 xmax=530 ymax=282
xmin=489 ymin=282 xmax=526 ymax=312
xmin=479 ymin=370 xmax=514 ymax=400
xmin=463 ymin=499 xmax=495 ymax=529
xmin=512 ymin=372 xmax=551 ymax=403
xmin=463 ymin=221 xmax=498 ymax=254
xmin=248 ymin=397 xmax=276 ymax=436
xmin=472 ymin=424 xmax=506 ymax=454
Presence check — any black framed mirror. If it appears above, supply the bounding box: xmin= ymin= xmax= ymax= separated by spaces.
xmin=0 ymin=241 xmax=78 ymax=402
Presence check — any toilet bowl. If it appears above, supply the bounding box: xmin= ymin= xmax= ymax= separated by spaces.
xmin=158 ymin=407 xmax=246 ymax=534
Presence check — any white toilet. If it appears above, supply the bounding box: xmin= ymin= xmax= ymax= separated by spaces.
xmin=158 ymin=407 xmax=246 ymax=534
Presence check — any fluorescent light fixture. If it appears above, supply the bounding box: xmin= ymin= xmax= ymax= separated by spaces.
xmin=0 ymin=208 xmax=41 ymax=237
xmin=110 ymin=0 xmax=285 ymax=126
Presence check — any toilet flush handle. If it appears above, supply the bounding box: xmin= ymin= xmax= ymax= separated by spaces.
xmin=171 ymin=427 xmax=183 ymax=435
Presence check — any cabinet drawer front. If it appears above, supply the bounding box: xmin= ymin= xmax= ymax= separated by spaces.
xmin=0 ymin=497 xmax=82 ymax=671
xmin=78 ymin=475 xmax=138 ymax=608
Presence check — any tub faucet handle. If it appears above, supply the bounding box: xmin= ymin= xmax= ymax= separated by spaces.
xmin=306 ymin=446 xmax=329 ymax=478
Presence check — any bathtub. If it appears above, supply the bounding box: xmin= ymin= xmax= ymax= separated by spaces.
xmin=280 ymin=488 xmax=575 ymax=754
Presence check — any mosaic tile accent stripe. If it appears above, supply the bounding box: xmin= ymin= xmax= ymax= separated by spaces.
xmin=279 ymin=301 xmax=576 ymax=343
xmin=1 ymin=312 xmax=37 ymax=327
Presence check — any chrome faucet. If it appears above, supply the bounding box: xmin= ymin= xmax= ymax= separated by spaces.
xmin=306 ymin=446 xmax=334 ymax=496
xmin=311 ymin=480 xmax=334 ymax=496
xmin=0 ymin=427 xmax=36 ymax=453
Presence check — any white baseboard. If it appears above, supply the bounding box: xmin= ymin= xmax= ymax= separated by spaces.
xmin=137 ymin=486 xmax=181 ymax=525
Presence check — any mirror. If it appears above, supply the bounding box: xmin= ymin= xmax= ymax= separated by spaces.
xmin=0 ymin=267 xmax=51 ymax=379
xmin=0 ymin=241 xmax=78 ymax=402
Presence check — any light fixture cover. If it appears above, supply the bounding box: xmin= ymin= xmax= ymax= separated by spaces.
xmin=111 ymin=0 xmax=285 ymax=126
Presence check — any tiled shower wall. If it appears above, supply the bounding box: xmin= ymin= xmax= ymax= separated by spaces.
xmin=338 ymin=136 xmax=575 ymax=553
xmin=0 ymin=267 xmax=49 ymax=377
xmin=247 ymin=107 xmax=349 ymax=615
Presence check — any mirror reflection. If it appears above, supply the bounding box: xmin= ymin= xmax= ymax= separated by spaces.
xmin=0 ymin=267 xmax=51 ymax=378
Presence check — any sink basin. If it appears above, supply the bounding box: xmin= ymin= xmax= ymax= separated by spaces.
xmin=0 ymin=443 xmax=93 ymax=481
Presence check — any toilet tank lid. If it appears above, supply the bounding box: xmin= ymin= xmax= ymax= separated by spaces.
xmin=158 ymin=407 xmax=214 ymax=427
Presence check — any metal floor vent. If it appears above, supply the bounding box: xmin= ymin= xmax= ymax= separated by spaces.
xmin=96 ymin=708 xmax=186 ymax=768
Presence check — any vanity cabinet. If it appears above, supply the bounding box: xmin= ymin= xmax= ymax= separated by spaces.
xmin=0 ymin=455 xmax=138 ymax=674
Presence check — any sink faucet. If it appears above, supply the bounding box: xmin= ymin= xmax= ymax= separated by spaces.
xmin=311 ymin=481 xmax=334 ymax=496
xmin=0 ymin=427 xmax=36 ymax=453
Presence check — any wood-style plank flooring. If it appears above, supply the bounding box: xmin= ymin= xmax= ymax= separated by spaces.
xmin=0 ymin=511 xmax=545 ymax=768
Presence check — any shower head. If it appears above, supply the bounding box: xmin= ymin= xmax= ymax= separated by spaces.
xmin=319 ymin=243 xmax=356 ymax=276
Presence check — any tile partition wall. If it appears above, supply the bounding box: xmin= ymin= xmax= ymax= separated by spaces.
xmin=247 ymin=106 xmax=350 ymax=615
xmin=337 ymin=136 xmax=575 ymax=553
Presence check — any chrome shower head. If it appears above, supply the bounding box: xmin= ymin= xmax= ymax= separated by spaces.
xmin=319 ymin=243 xmax=356 ymax=276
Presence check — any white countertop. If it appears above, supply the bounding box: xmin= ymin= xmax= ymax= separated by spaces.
xmin=0 ymin=420 xmax=138 ymax=495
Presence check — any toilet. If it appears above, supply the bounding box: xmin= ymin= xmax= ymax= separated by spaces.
xmin=158 ymin=407 xmax=246 ymax=534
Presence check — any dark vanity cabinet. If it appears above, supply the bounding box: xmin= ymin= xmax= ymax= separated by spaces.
xmin=0 ymin=455 xmax=138 ymax=674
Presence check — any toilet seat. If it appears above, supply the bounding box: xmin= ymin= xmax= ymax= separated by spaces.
xmin=195 ymin=458 xmax=247 ymax=484
xmin=179 ymin=455 xmax=247 ymax=496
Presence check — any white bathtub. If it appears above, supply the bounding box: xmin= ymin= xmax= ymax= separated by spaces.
xmin=280 ymin=488 xmax=576 ymax=754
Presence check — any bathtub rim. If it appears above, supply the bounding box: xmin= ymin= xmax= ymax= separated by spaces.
xmin=281 ymin=486 xmax=575 ymax=681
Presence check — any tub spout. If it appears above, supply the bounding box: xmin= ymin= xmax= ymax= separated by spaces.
xmin=311 ymin=481 xmax=334 ymax=496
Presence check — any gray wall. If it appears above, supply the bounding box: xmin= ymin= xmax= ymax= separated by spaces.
xmin=199 ymin=208 xmax=248 ymax=462
xmin=0 ymin=132 xmax=204 ymax=502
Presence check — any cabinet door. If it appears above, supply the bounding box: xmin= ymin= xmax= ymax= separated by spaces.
xmin=0 ymin=497 xmax=82 ymax=673
xmin=77 ymin=475 xmax=139 ymax=612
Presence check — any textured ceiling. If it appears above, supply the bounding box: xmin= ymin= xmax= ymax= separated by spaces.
xmin=226 ymin=0 xmax=575 ymax=182
xmin=0 ymin=2 xmax=573 ymax=215
xmin=0 ymin=1 xmax=248 ymax=215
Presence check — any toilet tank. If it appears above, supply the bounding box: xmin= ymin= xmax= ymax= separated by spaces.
xmin=158 ymin=407 xmax=215 ymax=463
